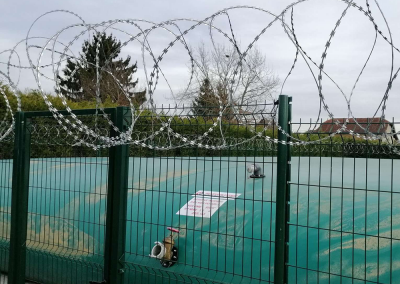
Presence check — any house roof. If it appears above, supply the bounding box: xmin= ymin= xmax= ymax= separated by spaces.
xmin=318 ymin=118 xmax=396 ymax=136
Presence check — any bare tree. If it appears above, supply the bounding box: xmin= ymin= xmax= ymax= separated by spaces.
xmin=177 ymin=44 xmax=280 ymax=106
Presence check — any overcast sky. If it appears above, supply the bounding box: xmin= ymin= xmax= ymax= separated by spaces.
xmin=1 ymin=0 xmax=399 ymax=122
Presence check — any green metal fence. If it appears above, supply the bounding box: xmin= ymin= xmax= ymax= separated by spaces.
xmin=122 ymin=102 xmax=279 ymax=284
xmin=287 ymin=118 xmax=400 ymax=284
xmin=0 ymin=131 xmax=12 ymax=277
xmin=1 ymin=95 xmax=400 ymax=283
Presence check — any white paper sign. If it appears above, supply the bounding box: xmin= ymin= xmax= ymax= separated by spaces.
xmin=176 ymin=191 xmax=241 ymax=218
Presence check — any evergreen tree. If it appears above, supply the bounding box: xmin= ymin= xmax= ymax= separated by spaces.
xmin=192 ymin=78 xmax=218 ymax=117
xmin=192 ymin=78 xmax=232 ymax=119
xmin=58 ymin=32 xmax=145 ymax=106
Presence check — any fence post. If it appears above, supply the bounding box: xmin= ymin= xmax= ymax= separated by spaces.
xmin=9 ymin=112 xmax=31 ymax=284
xmin=274 ymin=95 xmax=292 ymax=284
xmin=104 ymin=107 xmax=130 ymax=284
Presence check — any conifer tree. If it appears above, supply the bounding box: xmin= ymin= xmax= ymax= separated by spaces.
xmin=58 ymin=32 xmax=145 ymax=106
xmin=192 ymin=78 xmax=231 ymax=119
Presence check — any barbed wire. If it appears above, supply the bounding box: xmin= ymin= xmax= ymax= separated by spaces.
xmin=0 ymin=1 xmax=399 ymax=151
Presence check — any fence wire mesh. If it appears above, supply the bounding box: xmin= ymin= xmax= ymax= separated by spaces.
xmin=288 ymin=119 xmax=400 ymax=284
xmin=0 ymin=134 xmax=13 ymax=277
xmin=1 ymin=103 xmax=400 ymax=284
xmin=124 ymin=104 xmax=278 ymax=284
xmin=24 ymin=114 xmax=112 ymax=284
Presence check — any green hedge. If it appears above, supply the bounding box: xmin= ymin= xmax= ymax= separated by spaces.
xmin=0 ymin=86 xmax=398 ymax=159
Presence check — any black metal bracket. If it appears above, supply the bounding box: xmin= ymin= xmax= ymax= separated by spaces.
xmin=249 ymin=174 xmax=265 ymax=178
xmin=160 ymin=246 xmax=178 ymax=268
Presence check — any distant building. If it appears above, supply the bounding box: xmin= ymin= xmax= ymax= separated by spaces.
xmin=257 ymin=118 xmax=275 ymax=130
xmin=316 ymin=118 xmax=398 ymax=143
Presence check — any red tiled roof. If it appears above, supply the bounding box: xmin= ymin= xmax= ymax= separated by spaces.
xmin=318 ymin=118 xmax=394 ymax=134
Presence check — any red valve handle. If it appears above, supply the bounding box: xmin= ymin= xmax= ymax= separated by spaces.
xmin=167 ymin=227 xmax=180 ymax=233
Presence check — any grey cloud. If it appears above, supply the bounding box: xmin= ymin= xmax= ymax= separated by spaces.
xmin=0 ymin=0 xmax=399 ymax=121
